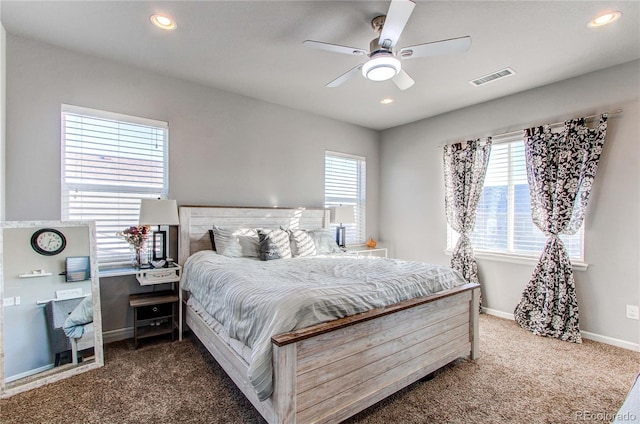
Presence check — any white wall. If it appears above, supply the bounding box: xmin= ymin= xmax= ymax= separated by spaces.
xmin=5 ymin=34 xmax=379 ymax=221
xmin=4 ymin=34 xmax=380 ymax=333
xmin=380 ymin=60 xmax=640 ymax=349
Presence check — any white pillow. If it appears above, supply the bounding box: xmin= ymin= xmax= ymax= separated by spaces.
xmin=311 ymin=230 xmax=343 ymax=255
xmin=288 ymin=229 xmax=317 ymax=257
xmin=212 ymin=226 xmax=260 ymax=258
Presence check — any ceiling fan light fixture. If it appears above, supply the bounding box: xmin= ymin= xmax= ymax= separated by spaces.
xmin=362 ymin=54 xmax=401 ymax=82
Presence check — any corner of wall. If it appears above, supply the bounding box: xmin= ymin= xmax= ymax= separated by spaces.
xmin=0 ymin=22 xmax=6 ymax=221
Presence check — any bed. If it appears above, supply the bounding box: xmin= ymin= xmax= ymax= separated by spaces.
xmin=178 ymin=206 xmax=480 ymax=424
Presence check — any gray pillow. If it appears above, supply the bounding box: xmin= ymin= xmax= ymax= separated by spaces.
xmin=258 ymin=229 xmax=292 ymax=260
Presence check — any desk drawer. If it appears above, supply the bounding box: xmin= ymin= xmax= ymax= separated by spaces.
xmin=138 ymin=302 xmax=173 ymax=320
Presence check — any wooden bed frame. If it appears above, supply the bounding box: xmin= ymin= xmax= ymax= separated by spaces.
xmin=178 ymin=206 xmax=480 ymax=424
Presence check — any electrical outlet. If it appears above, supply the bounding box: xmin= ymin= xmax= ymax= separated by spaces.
xmin=626 ymin=305 xmax=640 ymax=320
xmin=14 ymin=296 xmax=21 ymax=306
xmin=3 ymin=297 xmax=15 ymax=307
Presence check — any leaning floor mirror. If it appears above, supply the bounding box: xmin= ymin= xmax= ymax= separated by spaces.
xmin=0 ymin=221 xmax=103 ymax=398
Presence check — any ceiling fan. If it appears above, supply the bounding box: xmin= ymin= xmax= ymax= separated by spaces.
xmin=303 ymin=0 xmax=471 ymax=90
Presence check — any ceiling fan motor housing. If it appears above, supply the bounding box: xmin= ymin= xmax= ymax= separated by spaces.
xmin=369 ymin=37 xmax=392 ymax=55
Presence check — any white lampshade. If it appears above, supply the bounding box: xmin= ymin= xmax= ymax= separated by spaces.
xmin=331 ymin=205 xmax=355 ymax=224
xmin=139 ymin=199 xmax=179 ymax=226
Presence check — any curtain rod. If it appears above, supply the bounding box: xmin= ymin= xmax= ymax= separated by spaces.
xmin=438 ymin=108 xmax=623 ymax=148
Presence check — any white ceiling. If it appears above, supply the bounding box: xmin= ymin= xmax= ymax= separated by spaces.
xmin=1 ymin=1 xmax=638 ymax=130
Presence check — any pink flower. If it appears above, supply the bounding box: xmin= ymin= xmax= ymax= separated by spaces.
xmin=116 ymin=225 xmax=150 ymax=249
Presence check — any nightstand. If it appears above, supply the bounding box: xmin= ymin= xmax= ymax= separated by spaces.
xmin=345 ymin=245 xmax=388 ymax=258
xmin=129 ymin=291 xmax=179 ymax=349
xmin=130 ymin=264 xmax=182 ymax=348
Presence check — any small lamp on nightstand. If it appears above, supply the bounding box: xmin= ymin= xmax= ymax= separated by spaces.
xmin=330 ymin=205 xmax=355 ymax=248
xmin=139 ymin=199 xmax=179 ymax=267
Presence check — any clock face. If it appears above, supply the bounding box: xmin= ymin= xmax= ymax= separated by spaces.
xmin=31 ymin=228 xmax=67 ymax=256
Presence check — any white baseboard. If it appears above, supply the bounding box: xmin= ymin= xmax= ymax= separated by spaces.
xmin=482 ymin=307 xmax=514 ymax=320
xmin=580 ymin=331 xmax=640 ymax=352
xmin=102 ymin=327 xmax=133 ymax=344
xmin=482 ymin=307 xmax=640 ymax=352
xmin=7 ymin=330 xmax=133 ymax=383
xmin=6 ymin=364 xmax=54 ymax=383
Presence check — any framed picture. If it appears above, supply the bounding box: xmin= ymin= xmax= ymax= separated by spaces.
xmin=65 ymin=256 xmax=91 ymax=282
xmin=152 ymin=230 xmax=166 ymax=260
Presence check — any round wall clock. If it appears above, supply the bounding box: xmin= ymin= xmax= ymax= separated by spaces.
xmin=30 ymin=228 xmax=67 ymax=256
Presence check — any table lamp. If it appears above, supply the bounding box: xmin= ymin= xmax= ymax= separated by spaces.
xmin=331 ymin=205 xmax=355 ymax=248
xmin=139 ymin=199 xmax=179 ymax=267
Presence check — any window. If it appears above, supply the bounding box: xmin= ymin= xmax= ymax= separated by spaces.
xmin=324 ymin=151 xmax=366 ymax=245
xmin=447 ymin=136 xmax=583 ymax=261
xmin=61 ymin=105 xmax=169 ymax=265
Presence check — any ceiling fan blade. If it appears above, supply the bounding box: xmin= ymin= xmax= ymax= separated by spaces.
xmin=399 ymin=36 xmax=472 ymax=59
xmin=326 ymin=64 xmax=364 ymax=88
xmin=392 ymin=69 xmax=415 ymax=90
xmin=303 ymin=40 xmax=368 ymax=56
xmin=378 ymin=0 xmax=416 ymax=49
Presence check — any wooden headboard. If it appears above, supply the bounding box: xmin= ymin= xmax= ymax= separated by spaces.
xmin=178 ymin=206 xmax=330 ymax=265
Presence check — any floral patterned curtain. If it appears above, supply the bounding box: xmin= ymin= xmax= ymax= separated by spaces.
xmin=514 ymin=114 xmax=608 ymax=343
xmin=443 ymin=138 xmax=492 ymax=285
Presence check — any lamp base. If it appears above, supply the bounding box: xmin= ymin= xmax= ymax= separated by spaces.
xmin=336 ymin=225 xmax=346 ymax=248
xmin=152 ymin=228 xmax=168 ymax=262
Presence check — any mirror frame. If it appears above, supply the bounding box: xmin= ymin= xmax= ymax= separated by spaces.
xmin=0 ymin=220 xmax=104 ymax=398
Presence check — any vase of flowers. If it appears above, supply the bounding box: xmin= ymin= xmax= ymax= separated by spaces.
xmin=116 ymin=225 xmax=151 ymax=268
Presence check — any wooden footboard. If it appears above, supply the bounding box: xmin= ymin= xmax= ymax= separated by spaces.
xmin=185 ymin=283 xmax=480 ymax=424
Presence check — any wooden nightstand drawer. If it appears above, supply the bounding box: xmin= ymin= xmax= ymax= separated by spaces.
xmin=136 ymin=265 xmax=181 ymax=286
xmin=137 ymin=302 xmax=173 ymax=321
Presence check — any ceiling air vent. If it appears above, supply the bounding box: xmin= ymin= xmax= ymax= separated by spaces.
xmin=469 ymin=67 xmax=516 ymax=87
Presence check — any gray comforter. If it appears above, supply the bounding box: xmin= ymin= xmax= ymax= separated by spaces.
xmin=181 ymin=250 xmax=466 ymax=401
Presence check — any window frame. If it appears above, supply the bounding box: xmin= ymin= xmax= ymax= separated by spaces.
xmin=324 ymin=150 xmax=366 ymax=245
xmin=61 ymin=104 xmax=169 ymax=266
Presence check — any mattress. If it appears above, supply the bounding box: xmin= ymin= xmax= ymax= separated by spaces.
xmin=187 ymin=295 xmax=254 ymax=366
xmin=181 ymin=250 xmax=467 ymax=400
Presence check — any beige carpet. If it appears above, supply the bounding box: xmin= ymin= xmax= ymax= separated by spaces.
xmin=1 ymin=315 xmax=638 ymax=423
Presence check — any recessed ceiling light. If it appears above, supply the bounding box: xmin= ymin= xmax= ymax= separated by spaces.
xmin=588 ymin=11 xmax=622 ymax=28
xmin=380 ymin=98 xmax=394 ymax=105
xmin=150 ymin=14 xmax=177 ymax=30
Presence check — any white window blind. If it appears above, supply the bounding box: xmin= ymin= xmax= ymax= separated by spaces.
xmin=448 ymin=137 xmax=583 ymax=261
xmin=61 ymin=105 xmax=169 ymax=265
xmin=324 ymin=151 xmax=366 ymax=245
